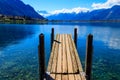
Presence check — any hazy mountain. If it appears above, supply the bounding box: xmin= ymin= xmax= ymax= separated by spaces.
xmin=0 ymin=0 xmax=44 ymax=19
xmin=47 ymin=5 xmax=120 ymax=20
xmin=37 ymin=10 xmax=50 ymax=17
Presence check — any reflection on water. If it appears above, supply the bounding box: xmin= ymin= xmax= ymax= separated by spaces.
xmin=108 ymin=29 xmax=120 ymax=49
xmin=0 ymin=23 xmax=120 ymax=80
xmin=0 ymin=24 xmax=36 ymax=50
xmin=91 ymin=26 xmax=120 ymax=50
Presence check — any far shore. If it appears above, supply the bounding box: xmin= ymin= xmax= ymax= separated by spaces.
xmin=49 ymin=20 xmax=120 ymax=23
xmin=0 ymin=19 xmax=120 ymax=24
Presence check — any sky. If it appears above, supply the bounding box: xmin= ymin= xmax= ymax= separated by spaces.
xmin=21 ymin=0 xmax=120 ymax=16
xmin=21 ymin=0 xmax=106 ymax=12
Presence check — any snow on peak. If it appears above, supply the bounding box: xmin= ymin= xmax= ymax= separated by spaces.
xmin=51 ymin=7 xmax=89 ymax=14
xmin=92 ymin=0 xmax=120 ymax=9
xmin=38 ymin=7 xmax=89 ymax=17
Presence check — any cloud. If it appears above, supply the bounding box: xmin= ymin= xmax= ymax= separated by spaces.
xmin=92 ymin=0 xmax=120 ymax=9
xmin=38 ymin=7 xmax=89 ymax=17
xmin=51 ymin=7 xmax=89 ymax=14
xmin=38 ymin=0 xmax=120 ymax=17
xmin=37 ymin=10 xmax=48 ymax=14
xmin=37 ymin=10 xmax=52 ymax=17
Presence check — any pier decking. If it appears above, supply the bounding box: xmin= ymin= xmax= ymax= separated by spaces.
xmin=47 ymin=34 xmax=86 ymax=80
xmin=38 ymin=28 xmax=93 ymax=80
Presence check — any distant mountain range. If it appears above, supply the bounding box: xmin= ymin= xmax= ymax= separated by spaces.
xmin=47 ymin=5 xmax=120 ymax=21
xmin=0 ymin=0 xmax=44 ymax=19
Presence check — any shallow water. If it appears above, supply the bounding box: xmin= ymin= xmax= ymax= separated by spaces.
xmin=0 ymin=22 xmax=120 ymax=80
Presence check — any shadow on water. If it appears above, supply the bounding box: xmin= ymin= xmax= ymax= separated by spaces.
xmin=0 ymin=24 xmax=35 ymax=49
xmin=0 ymin=24 xmax=40 ymax=80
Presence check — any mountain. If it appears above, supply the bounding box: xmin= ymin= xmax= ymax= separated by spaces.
xmin=0 ymin=0 xmax=44 ymax=19
xmin=47 ymin=5 xmax=120 ymax=20
xmin=89 ymin=5 xmax=120 ymax=20
xmin=37 ymin=10 xmax=50 ymax=17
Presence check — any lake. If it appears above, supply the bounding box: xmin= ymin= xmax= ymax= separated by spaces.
xmin=0 ymin=22 xmax=120 ymax=80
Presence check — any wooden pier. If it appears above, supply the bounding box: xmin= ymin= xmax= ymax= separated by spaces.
xmin=38 ymin=28 xmax=93 ymax=80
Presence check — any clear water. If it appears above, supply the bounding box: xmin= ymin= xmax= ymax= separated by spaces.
xmin=0 ymin=22 xmax=120 ymax=80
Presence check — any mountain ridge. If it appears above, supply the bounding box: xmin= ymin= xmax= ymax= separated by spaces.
xmin=47 ymin=5 xmax=120 ymax=20
xmin=0 ymin=0 xmax=44 ymax=19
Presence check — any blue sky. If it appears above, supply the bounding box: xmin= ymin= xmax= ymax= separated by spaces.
xmin=21 ymin=0 xmax=120 ymax=16
xmin=22 ymin=0 xmax=106 ymax=12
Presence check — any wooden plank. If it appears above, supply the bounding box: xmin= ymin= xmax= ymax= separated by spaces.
xmin=62 ymin=74 xmax=68 ymax=80
xmin=47 ymin=34 xmax=86 ymax=80
xmin=49 ymin=74 xmax=55 ymax=80
xmin=68 ymin=34 xmax=78 ymax=73
xmin=69 ymin=35 xmax=86 ymax=80
xmin=56 ymin=34 xmax=62 ymax=73
xmin=69 ymin=35 xmax=83 ymax=71
xmin=56 ymin=74 xmax=61 ymax=80
xmin=47 ymin=34 xmax=58 ymax=72
xmin=65 ymin=34 xmax=74 ymax=73
xmin=68 ymin=74 xmax=75 ymax=80
xmin=75 ymin=74 xmax=82 ymax=80
xmin=62 ymin=34 xmax=67 ymax=73
xmin=51 ymin=34 xmax=60 ymax=73
xmin=80 ymin=72 xmax=86 ymax=80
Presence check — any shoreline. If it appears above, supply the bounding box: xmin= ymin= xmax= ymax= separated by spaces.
xmin=0 ymin=19 xmax=120 ymax=24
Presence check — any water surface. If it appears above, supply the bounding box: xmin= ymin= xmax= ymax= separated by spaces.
xmin=0 ymin=22 xmax=120 ymax=80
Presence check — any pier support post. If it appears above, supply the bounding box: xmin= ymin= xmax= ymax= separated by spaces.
xmin=74 ymin=28 xmax=77 ymax=47
xmin=85 ymin=34 xmax=93 ymax=80
xmin=38 ymin=33 xmax=45 ymax=80
xmin=51 ymin=28 xmax=54 ymax=50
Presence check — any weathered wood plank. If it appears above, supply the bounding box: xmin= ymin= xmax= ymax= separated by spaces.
xmin=62 ymin=74 xmax=68 ymax=80
xmin=69 ymin=35 xmax=83 ymax=71
xmin=62 ymin=34 xmax=67 ymax=73
xmin=51 ymin=34 xmax=60 ymax=73
xmin=65 ymin=34 xmax=74 ymax=73
xmin=75 ymin=74 xmax=82 ymax=80
xmin=56 ymin=74 xmax=61 ymax=80
xmin=47 ymin=34 xmax=86 ymax=80
xmin=69 ymin=74 xmax=75 ymax=80
xmin=50 ymin=74 xmax=55 ymax=80
xmin=68 ymin=34 xmax=78 ymax=73
xmin=80 ymin=72 xmax=86 ymax=80
xmin=56 ymin=35 xmax=62 ymax=73
xmin=47 ymin=35 xmax=58 ymax=72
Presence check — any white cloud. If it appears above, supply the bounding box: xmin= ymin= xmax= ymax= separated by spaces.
xmin=39 ymin=0 xmax=120 ymax=17
xmin=40 ymin=7 xmax=89 ymax=17
xmin=92 ymin=0 xmax=120 ymax=9
xmin=38 ymin=10 xmax=51 ymax=17
xmin=51 ymin=7 xmax=89 ymax=14
xmin=39 ymin=13 xmax=51 ymax=17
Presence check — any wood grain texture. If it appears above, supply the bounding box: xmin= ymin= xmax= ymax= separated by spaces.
xmin=62 ymin=34 xmax=68 ymax=73
xmin=51 ymin=34 xmax=60 ymax=73
xmin=68 ymin=34 xmax=78 ymax=73
xmin=47 ymin=34 xmax=86 ymax=80
xmin=47 ymin=34 xmax=58 ymax=72
xmin=69 ymin=35 xmax=83 ymax=71
xmin=57 ymin=35 xmax=62 ymax=73
xmin=65 ymin=34 xmax=74 ymax=73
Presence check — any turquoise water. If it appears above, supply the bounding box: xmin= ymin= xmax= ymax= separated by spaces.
xmin=0 ymin=23 xmax=120 ymax=80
